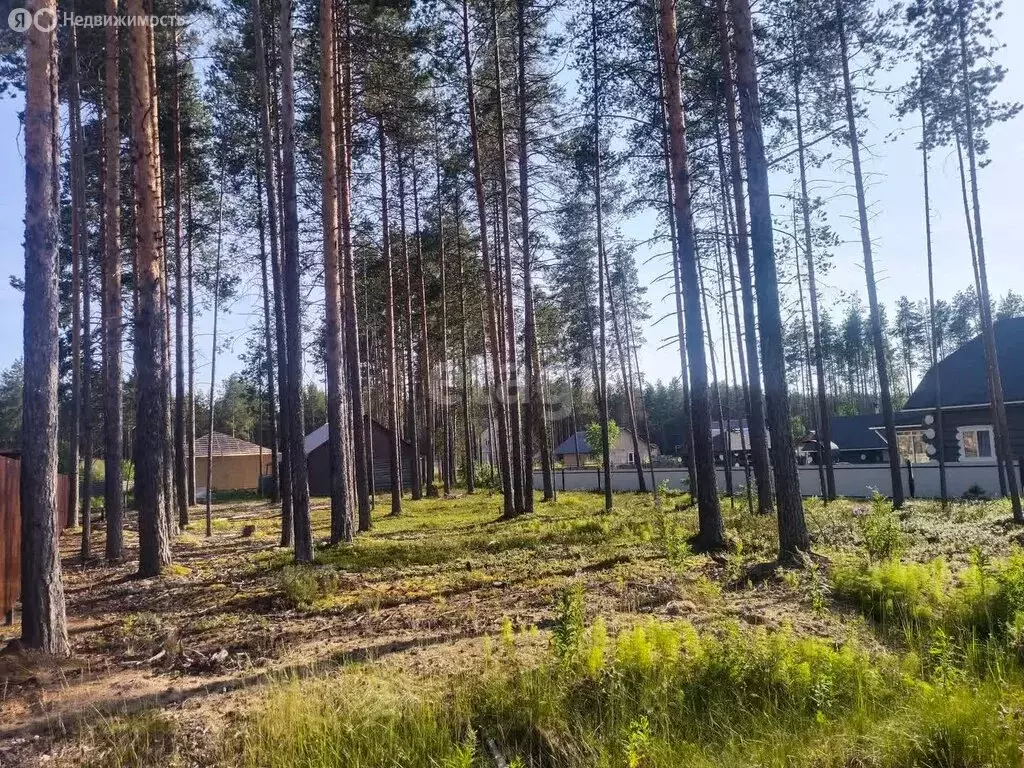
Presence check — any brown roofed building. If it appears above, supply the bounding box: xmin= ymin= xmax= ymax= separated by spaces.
xmin=195 ymin=432 xmax=271 ymax=494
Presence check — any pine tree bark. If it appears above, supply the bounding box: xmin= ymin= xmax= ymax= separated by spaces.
xmin=397 ymin=149 xmax=422 ymax=501
xmin=455 ymin=195 xmax=475 ymax=493
xmin=128 ymin=0 xmax=172 ymax=575
xmin=280 ymin=0 xmax=313 ymax=560
xmin=517 ymin=0 xmax=553 ymax=504
xmin=172 ymin=16 xmax=189 ymax=528
xmin=70 ymin=22 xmax=91 ymax=549
xmin=492 ymin=0 xmax=527 ymax=514
xmin=321 ymin=0 xmax=353 ymax=544
xmin=791 ymin=18 xmax=835 ymax=501
xmin=658 ymin=0 xmax=723 ymax=548
xmin=379 ymin=120 xmax=403 ymax=516
xmin=103 ymin=0 xmax=124 ymax=562
xmin=21 ymin=0 xmax=70 ymax=654
xmin=256 ymin=173 xmax=279 ymax=505
xmin=412 ymin=154 xmax=436 ymax=497
xmin=654 ymin=23 xmax=696 ymax=497
xmin=731 ymin=0 xmax=809 ymax=560
xmin=205 ymin=170 xmax=226 ymax=537
xmin=434 ymin=140 xmax=453 ymax=496
xmin=836 ymin=1 xmax=904 ymax=509
xmin=592 ymin=0 xmax=612 ymax=514
xmin=338 ymin=7 xmax=370 ymax=530
xmin=605 ymin=259 xmax=647 ymax=492
xmin=250 ymin=0 xmax=292 ymax=542
xmin=920 ymin=82 xmax=948 ymax=506
xmin=67 ymin=23 xmax=83 ymax=531
xmin=186 ymin=189 xmax=196 ymax=508
xmin=715 ymin=0 xmax=772 ymax=515
xmin=956 ymin=0 xmax=1022 ymax=519
xmin=461 ymin=0 xmax=514 ymax=517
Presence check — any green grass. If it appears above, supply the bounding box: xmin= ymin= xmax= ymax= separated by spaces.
xmin=222 ymin=597 xmax=1024 ymax=767
xmin=70 ymin=491 xmax=1024 ymax=767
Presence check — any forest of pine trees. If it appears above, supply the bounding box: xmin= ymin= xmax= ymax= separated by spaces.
xmin=4 ymin=0 xmax=1021 ymax=649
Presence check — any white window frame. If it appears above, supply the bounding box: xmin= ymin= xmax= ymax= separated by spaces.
xmin=956 ymin=424 xmax=995 ymax=462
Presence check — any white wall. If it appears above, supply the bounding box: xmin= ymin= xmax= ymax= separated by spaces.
xmin=535 ymin=461 xmax=1020 ymax=500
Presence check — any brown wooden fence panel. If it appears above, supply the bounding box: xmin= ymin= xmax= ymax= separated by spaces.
xmin=1 ymin=456 xmax=22 ymax=620
xmin=1 ymin=457 xmax=71 ymax=620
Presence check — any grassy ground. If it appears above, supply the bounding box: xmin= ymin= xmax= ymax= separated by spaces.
xmin=3 ymin=488 xmax=1024 ymax=766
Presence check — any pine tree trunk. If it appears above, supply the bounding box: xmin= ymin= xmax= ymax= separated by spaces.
xmin=461 ymin=0 xmax=514 ymax=517
xmin=836 ymin=1 xmax=904 ymax=509
xmin=698 ymin=259 xmax=731 ymax=499
xmin=321 ymin=0 xmax=352 ymax=544
xmin=397 ymin=149 xmax=422 ymax=501
xmin=379 ymin=121 xmax=403 ymax=515
xmin=70 ymin=23 xmax=91 ymax=550
xmin=172 ymin=17 xmax=189 ymax=528
xmin=435 ymin=141 xmax=453 ymax=496
xmin=658 ymin=0 xmax=723 ymax=548
xmin=338 ymin=7 xmax=370 ymax=529
xmin=68 ymin=23 xmax=83 ymax=532
xmin=456 ymin=195 xmax=475 ymax=493
xmin=517 ymin=0 xmax=553 ymax=504
xmin=205 ymin=171 xmax=226 ymax=537
xmin=731 ymin=0 xmax=809 ymax=560
xmin=592 ymin=0 xmax=613 ymax=514
xmin=654 ymin=24 xmax=697 ymax=498
xmin=491 ymin=0 xmax=527 ymax=514
xmin=280 ymin=0 xmax=313 ymax=559
xmin=716 ymin=0 xmax=773 ymax=515
xmin=103 ymin=0 xmax=124 ymax=562
xmin=256 ymin=173 xmax=279 ymax=505
xmin=920 ymin=82 xmax=948 ymax=506
xmin=791 ymin=19 xmax=836 ymax=501
xmin=21 ymin=0 xmax=70 ymax=654
xmin=605 ymin=259 xmax=647 ymax=492
xmin=956 ymin=0 xmax=1022 ymax=519
xmin=250 ymin=0 xmax=292 ymax=541
xmin=128 ymin=0 xmax=172 ymax=575
xmin=412 ymin=154 xmax=436 ymax=497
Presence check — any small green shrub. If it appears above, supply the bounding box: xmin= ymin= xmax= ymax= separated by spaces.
xmin=854 ymin=492 xmax=906 ymax=562
xmin=278 ymin=565 xmax=339 ymax=609
xmin=552 ymin=584 xmax=586 ymax=668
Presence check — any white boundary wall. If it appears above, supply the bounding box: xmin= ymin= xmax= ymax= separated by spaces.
xmin=534 ymin=461 xmax=1019 ymax=500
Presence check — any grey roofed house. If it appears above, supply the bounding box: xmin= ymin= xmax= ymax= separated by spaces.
xmin=799 ymin=413 xmax=890 ymax=464
xmin=897 ymin=317 xmax=1024 ymax=464
xmin=553 ymin=428 xmax=657 ymax=468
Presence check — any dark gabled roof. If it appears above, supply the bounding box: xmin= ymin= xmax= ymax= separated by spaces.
xmin=905 ymin=317 xmax=1024 ymax=410
xmin=712 ymin=427 xmax=770 ymax=452
xmin=553 ymin=431 xmax=593 ymax=455
xmin=553 ymin=428 xmax=652 ymax=455
xmin=195 ymin=432 xmax=267 ymax=456
xmin=820 ymin=414 xmax=889 ymax=451
xmin=304 ymin=417 xmax=410 ymax=455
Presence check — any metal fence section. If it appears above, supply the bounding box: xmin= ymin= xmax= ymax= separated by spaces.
xmin=536 ymin=461 xmax=1022 ymax=501
xmin=0 ymin=456 xmax=71 ymax=622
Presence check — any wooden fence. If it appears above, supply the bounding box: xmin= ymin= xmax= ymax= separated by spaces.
xmin=0 ymin=456 xmax=71 ymax=622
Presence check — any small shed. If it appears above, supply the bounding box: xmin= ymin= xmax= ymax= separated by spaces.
xmin=195 ymin=432 xmax=272 ymax=492
xmin=304 ymin=418 xmax=414 ymax=496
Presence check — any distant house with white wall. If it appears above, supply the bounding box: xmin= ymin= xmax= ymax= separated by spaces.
xmin=552 ymin=428 xmax=658 ymax=468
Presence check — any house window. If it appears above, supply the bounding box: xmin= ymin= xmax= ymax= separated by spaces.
xmin=957 ymin=425 xmax=994 ymax=462
xmin=627 ymin=452 xmax=635 ymax=464
xmin=896 ymin=430 xmax=932 ymax=464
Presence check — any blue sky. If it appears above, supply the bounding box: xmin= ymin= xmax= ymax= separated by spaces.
xmin=1 ymin=3 xmax=1022 ymax=390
